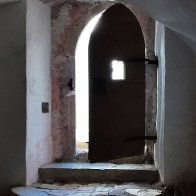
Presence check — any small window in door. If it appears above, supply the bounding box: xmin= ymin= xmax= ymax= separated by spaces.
xmin=111 ymin=60 xmax=126 ymax=80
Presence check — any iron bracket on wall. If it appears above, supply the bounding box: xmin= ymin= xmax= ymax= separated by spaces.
xmin=145 ymin=57 xmax=159 ymax=67
xmin=68 ymin=78 xmax=74 ymax=91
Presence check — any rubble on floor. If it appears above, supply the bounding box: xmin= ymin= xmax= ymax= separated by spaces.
xmin=12 ymin=182 xmax=164 ymax=196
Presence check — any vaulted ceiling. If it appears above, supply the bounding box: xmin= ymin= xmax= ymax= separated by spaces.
xmin=0 ymin=0 xmax=20 ymax=5
xmin=3 ymin=0 xmax=196 ymax=49
xmin=45 ymin=0 xmax=196 ymax=45
xmin=40 ymin=0 xmax=196 ymax=43
xmin=121 ymin=0 xmax=196 ymax=43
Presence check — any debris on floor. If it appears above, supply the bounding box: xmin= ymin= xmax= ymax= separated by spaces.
xmin=12 ymin=182 xmax=164 ymax=196
xmin=124 ymin=188 xmax=162 ymax=196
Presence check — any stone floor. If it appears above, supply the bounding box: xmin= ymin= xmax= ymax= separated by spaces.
xmin=12 ymin=182 xmax=164 ymax=196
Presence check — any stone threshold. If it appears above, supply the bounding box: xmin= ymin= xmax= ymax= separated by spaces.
xmin=39 ymin=163 xmax=159 ymax=184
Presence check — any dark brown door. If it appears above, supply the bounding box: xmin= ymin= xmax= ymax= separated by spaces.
xmin=89 ymin=4 xmax=145 ymax=162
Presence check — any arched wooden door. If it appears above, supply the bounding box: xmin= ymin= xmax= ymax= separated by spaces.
xmin=89 ymin=4 xmax=145 ymax=162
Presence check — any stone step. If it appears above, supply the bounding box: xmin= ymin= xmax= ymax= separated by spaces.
xmin=39 ymin=163 xmax=159 ymax=184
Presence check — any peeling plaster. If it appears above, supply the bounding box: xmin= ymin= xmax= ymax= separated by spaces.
xmin=51 ymin=2 xmax=113 ymax=161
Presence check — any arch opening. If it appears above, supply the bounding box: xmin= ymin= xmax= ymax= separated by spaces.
xmin=75 ymin=12 xmax=103 ymax=151
xmin=75 ymin=3 xmax=147 ymax=162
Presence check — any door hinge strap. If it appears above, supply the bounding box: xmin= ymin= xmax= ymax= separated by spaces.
xmin=145 ymin=136 xmax=157 ymax=141
xmin=127 ymin=57 xmax=159 ymax=67
xmin=125 ymin=136 xmax=157 ymax=142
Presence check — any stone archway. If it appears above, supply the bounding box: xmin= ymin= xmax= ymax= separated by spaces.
xmin=51 ymin=1 xmax=156 ymax=161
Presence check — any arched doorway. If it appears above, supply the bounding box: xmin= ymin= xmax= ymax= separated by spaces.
xmin=89 ymin=4 xmax=146 ymax=162
xmin=75 ymin=13 xmax=103 ymax=152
